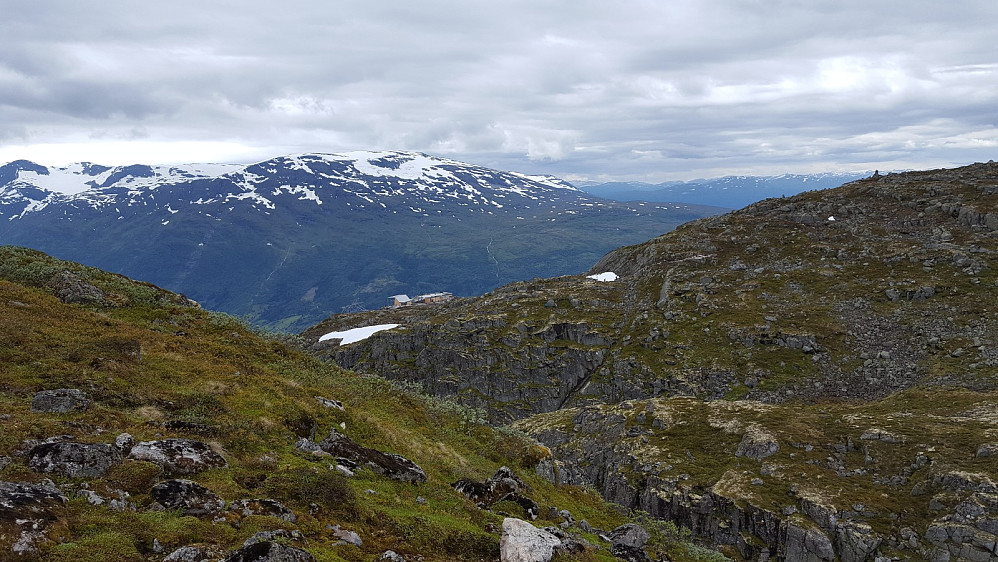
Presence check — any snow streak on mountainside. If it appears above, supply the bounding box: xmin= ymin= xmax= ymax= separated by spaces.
xmin=0 ymin=151 xmax=585 ymax=222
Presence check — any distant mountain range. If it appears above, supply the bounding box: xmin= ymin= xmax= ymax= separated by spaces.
xmin=0 ymin=151 xmax=722 ymax=330
xmin=576 ymin=172 xmax=871 ymax=208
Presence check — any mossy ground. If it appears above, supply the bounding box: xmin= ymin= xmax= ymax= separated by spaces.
xmin=0 ymin=247 xmax=686 ymax=561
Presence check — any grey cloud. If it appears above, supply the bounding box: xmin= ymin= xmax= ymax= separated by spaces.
xmin=1 ymin=0 xmax=996 ymax=180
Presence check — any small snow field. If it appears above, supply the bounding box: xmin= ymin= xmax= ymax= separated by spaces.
xmin=587 ymin=272 xmax=619 ymax=282
xmin=318 ymin=324 xmax=400 ymax=345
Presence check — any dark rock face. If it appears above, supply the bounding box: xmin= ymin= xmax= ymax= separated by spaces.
xmin=30 ymin=388 xmax=90 ymax=413
xmin=315 ymin=318 xmax=618 ymax=423
xmin=316 ymin=429 xmax=426 ymax=484
xmin=128 ymin=439 xmax=227 ymax=474
xmin=49 ymin=270 xmax=105 ymax=304
xmin=608 ymin=523 xmax=650 ymax=549
xmin=228 ymin=499 xmax=297 ymax=522
xmin=150 ymin=479 xmax=225 ymax=517
xmin=27 ymin=441 xmax=121 ymax=477
xmin=0 ymin=480 xmax=66 ymax=521
xmin=452 ymin=466 xmax=539 ymax=519
xmin=453 ymin=466 xmax=526 ymax=504
xmin=223 ymin=540 xmax=315 ymax=562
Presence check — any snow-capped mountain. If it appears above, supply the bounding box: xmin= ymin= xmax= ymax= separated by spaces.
xmin=0 ymin=151 xmax=580 ymax=221
xmin=0 ymin=151 xmax=721 ymax=330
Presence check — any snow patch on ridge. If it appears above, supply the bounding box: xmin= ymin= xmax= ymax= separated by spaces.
xmin=587 ymin=272 xmax=619 ymax=282
xmin=319 ymin=324 xmax=400 ymax=345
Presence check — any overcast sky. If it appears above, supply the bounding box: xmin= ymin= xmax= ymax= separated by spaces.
xmin=1 ymin=0 xmax=996 ymax=182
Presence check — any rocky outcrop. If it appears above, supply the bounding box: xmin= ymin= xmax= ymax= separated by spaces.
xmin=27 ymin=440 xmax=121 ymax=477
xmin=735 ymin=426 xmax=780 ymax=460
xmin=607 ymin=523 xmax=652 ymax=562
xmin=223 ymin=541 xmax=315 ymax=562
xmin=0 ymin=480 xmax=66 ymax=521
xmin=151 ymin=479 xmax=225 ymax=517
xmin=0 ymin=480 xmax=67 ymax=556
xmin=453 ymin=466 xmax=540 ymax=520
xmin=517 ymin=397 xmax=998 ymax=562
xmin=331 ymin=525 xmax=363 ymax=546
xmin=128 ymin=438 xmax=227 ymax=474
xmin=313 ymin=428 xmax=426 ymax=484
xmin=608 ymin=523 xmax=651 ymax=549
xmin=312 ymin=317 xmax=617 ymax=422
xmin=30 ymin=388 xmax=90 ymax=413
xmin=164 ymin=545 xmax=228 ymax=561
xmin=49 ymin=270 xmax=105 ymax=304
xmin=228 ymin=499 xmax=297 ymax=522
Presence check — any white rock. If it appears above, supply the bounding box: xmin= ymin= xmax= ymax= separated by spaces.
xmin=500 ymin=517 xmax=561 ymax=562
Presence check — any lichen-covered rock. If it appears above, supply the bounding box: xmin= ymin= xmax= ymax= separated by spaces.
xmin=452 ymin=466 xmax=539 ymax=519
xmin=609 ymin=542 xmax=651 ymax=562
xmin=378 ymin=551 xmax=406 ymax=562
xmin=453 ymin=466 xmax=527 ymax=504
xmin=0 ymin=480 xmax=66 ymax=520
xmin=1 ymin=480 xmax=67 ymax=555
xmin=151 ymin=479 xmax=225 ymax=517
xmin=241 ymin=529 xmax=304 ymax=548
xmin=783 ymin=524 xmax=834 ymax=561
xmin=27 ymin=441 xmax=121 ymax=477
xmin=835 ymin=521 xmax=881 ymax=562
xmin=114 ymin=432 xmax=135 ymax=453
xmin=500 ymin=517 xmax=561 ymax=562
xmin=317 ymin=429 xmax=425 ymax=483
xmin=735 ymin=426 xmax=779 ymax=460
xmin=164 ymin=544 xmax=227 ymax=561
xmin=223 ymin=540 xmax=315 ymax=562
xmin=30 ymin=388 xmax=90 ymax=413
xmin=608 ymin=523 xmax=651 ymax=549
xmin=228 ymin=498 xmax=296 ymax=522
xmin=128 ymin=439 xmax=227 ymax=474
xmin=860 ymin=428 xmax=902 ymax=444
xmin=976 ymin=443 xmax=998 ymax=458
xmin=315 ymin=396 xmax=344 ymax=410
xmin=49 ymin=270 xmax=105 ymax=304
xmin=331 ymin=525 xmax=362 ymax=546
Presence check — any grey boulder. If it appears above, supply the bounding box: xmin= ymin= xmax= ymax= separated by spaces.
xmin=128 ymin=439 xmax=227 ymax=474
xmin=151 ymin=479 xmax=225 ymax=517
xmin=31 ymin=389 xmax=90 ymax=413
xmin=317 ymin=429 xmax=425 ymax=484
xmin=0 ymin=480 xmax=67 ymax=521
xmin=228 ymin=498 xmax=297 ymax=522
xmin=27 ymin=441 xmax=121 ymax=478
xmin=223 ymin=541 xmax=315 ymax=562
xmin=500 ymin=517 xmax=561 ymax=562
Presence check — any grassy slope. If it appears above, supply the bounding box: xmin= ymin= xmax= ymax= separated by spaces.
xmin=1 ymin=246 xmax=695 ymax=561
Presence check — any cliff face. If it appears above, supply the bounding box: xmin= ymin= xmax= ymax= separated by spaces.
xmin=516 ymin=396 xmax=998 ymax=562
xmin=307 ymin=162 xmax=998 ymax=418
xmin=304 ymin=162 xmax=998 ymax=559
